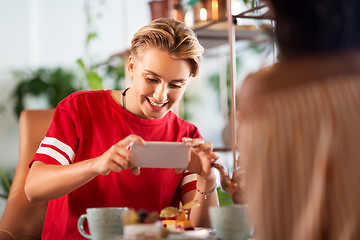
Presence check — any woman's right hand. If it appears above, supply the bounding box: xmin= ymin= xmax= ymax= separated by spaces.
xmin=25 ymin=134 xmax=145 ymax=202
xmin=91 ymin=134 xmax=146 ymax=176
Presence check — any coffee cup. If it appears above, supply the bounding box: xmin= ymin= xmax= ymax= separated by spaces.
xmin=209 ymin=205 xmax=252 ymax=240
xmin=77 ymin=207 xmax=129 ymax=240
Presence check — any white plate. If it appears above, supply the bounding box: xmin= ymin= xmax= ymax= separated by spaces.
xmin=110 ymin=228 xmax=216 ymax=240
xmin=169 ymin=228 xmax=215 ymax=239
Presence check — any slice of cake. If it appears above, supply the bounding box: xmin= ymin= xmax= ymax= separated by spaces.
xmin=160 ymin=203 xmax=200 ymax=232
xmin=161 ymin=211 xmax=195 ymax=232
xmin=161 ymin=220 xmax=177 ymax=228
xmin=176 ymin=220 xmax=195 ymax=231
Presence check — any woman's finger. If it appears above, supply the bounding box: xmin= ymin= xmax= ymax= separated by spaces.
xmin=105 ymin=160 xmax=123 ymax=173
xmin=174 ymin=168 xmax=185 ymax=174
xmin=196 ymin=142 xmax=213 ymax=152
xmin=110 ymin=144 xmax=138 ymax=168
xmin=209 ymin=152 xmax=220 ymax=162
xmin=130 ymin=167 xmax=141 ymax=176
xmin=118 ymin=134 xmax=146 ymax=149
xmin=182 ymin=137 xmax=192 ymax=142
xmin=189 ymin=142 xmax=213 ymax=157
xmin=185 ymin=138 xmax=204 ymax=147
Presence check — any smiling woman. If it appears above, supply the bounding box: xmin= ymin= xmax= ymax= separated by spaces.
xmin=24 ymin=18 xmax=219 ymax=240
xmin=124 ymin=47 xmax=191 ymax=119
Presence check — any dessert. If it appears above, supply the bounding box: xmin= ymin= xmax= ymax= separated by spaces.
xmin=160 ymin=201 xmax=199 ymax=232
xmin=176 ymin=220 xmax=195 ymax=231
xmin=120 ymin=201 xmax=200 ymax=239
xmin=161 ymin=220 xmax=177 ymax=229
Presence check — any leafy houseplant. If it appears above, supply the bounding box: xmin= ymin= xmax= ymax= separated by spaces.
xmin=9 ymin=0 xmax=126 ymax=119
xmin=10 ymin=55 xmax=125 ymax=119
xmin=0 ymin=168 xmax=13 ymax=199
xmin=217 ymin=187 xmax=233 ymax=206
xmin=11 ymin=67 xmax=79 ymax=118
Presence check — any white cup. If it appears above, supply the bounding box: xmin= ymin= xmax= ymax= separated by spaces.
xmin=77 ymin=207 xmax=129 ymax=240
xmin=209 ymin=205 xmax=252 ymax=240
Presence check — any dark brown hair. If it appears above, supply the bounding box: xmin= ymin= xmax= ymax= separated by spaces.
xmin=271 ymin=0 xmax=360 ymax=58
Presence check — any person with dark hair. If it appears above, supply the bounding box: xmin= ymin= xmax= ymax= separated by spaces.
xmin=272 ymin=0 xmax=360 ymax=58
xmin=237 ymin=0 xmax=360 ymax=239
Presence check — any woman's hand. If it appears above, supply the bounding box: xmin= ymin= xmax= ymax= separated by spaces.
xmin=181 ymin=137 xmax=219 ymax=180
xmin=181 ymin=137 xmax=219 ymax=227
xmin=25 ymin=134 xmax=145 ymax=202
xmin=91 ymin=134 xmax=145 ymax=176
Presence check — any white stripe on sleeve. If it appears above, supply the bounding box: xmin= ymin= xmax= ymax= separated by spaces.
xmin=41 ymin=137 xmax=75 ymax=162
xmin=180 ymin=170 xmax=197 ymax=187
xmin=36 ymin=146 xmax=70 ymax=165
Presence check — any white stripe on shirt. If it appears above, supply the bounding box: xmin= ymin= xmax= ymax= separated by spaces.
xmin=180 ymin=170 xmax=197 ymax=187
xmin=36 ymin=146 xmax=70 ymax=165
xmin=41 ymin=137 xmax=75 ymax=162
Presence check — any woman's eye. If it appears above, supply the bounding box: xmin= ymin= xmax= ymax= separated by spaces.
xmin=170 ymin=84 xmax=181 ymax=88
xmin=146 ymin=77 xmax=158 ymax=83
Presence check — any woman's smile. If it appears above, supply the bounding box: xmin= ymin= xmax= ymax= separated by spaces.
xmin=146 ymin=97 xmax=168 ymax=110
xmin=126 ymin=47 xmax=192 ymax=119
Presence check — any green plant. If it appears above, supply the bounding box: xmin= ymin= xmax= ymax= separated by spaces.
xmin=208 ymin=56 xmax=242 ymax=120
xmin=217 ymin=187 xmax=233 ymax=206
xmin=184 ymin=0 xmax=201 ymax=6
xmin=78 ymin=53 xmax=126 ymax=91
xmin=8 ymin=0 xmax=126 ymax=119
xmin=11 ymin=67 xmax=79 ymax=118
xmin=76 ymin=0 xmax=106 ymax=90
xmin=0 ymin=167 xmax=14 ymax=199
xmin=184 ymin=0 xmax=258 ymax=7
xmin=101 ymin=55 xmax=126 ymax=90
xmin=243 ymin=0 xmax=259 ymax=8
xmin=181 ymin=91 xmax=202 ymax=121
xmin=208 ymin=39 xmax=273 ymax=119
xmin=185 ymin=0 xmax=258 ymax=8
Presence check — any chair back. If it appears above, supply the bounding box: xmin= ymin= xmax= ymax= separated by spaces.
xmin=0 ymin=109 xmax=55 ymax=240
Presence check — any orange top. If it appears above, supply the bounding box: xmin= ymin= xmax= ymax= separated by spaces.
xmin=237 ymin=52 xmax=360 ymax=240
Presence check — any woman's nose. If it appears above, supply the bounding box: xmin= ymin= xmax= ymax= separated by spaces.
xmin=153 ymin=84 xmax=167 ymax=102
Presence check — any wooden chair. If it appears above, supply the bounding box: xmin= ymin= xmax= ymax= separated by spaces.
xmin=0 ymin=109 xmax=55 ymax=240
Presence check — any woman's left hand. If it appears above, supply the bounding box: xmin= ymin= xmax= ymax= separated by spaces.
xmin=181 ymin=137 xmax=219 ymax=180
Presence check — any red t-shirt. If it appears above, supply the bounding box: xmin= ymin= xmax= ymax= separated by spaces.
xmin=31 ymin=90 xmax=201 ymax=240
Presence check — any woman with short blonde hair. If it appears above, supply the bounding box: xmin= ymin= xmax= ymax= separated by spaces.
xmin=130 ymin=18 xmax=204 ymax=77
xmin=25 ymin=18 xmax=218 ymax=239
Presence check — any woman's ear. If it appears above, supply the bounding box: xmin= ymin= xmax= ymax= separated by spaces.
xmin=128 ymin=56 xmax=134 ymax=79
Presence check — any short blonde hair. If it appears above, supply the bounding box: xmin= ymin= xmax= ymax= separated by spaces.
xmin=130 ymin=18 xmax=204 ymax=77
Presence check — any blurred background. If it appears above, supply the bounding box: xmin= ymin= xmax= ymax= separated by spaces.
xmin=0 ymin=0 xmax=274 ymax=213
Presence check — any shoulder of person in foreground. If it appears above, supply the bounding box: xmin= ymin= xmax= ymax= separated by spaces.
xmin=237 ymin=65 xmax=278 ymax=109
xmin=237 ymin=56 xmax=320 ymax=110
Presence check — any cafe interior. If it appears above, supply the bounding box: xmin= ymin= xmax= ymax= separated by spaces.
xmin=1 ymin=0 xmax=360 ymax=239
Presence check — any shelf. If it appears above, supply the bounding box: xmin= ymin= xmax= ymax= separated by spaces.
xmin=191 ymin=3 xmax=276 ymax=169
xmin=191 ymin=4 xmax=274 ymax=49
xmin=233 ymin=4 xmax=274 ymax=20
xmin=193 ymin=19 xmax=272 ymax=49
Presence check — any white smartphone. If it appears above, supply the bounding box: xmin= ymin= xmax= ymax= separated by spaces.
xmin=130 ymin=141 xmax=190 ymax=169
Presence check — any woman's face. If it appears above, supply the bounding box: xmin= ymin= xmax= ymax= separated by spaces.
xmin=127 ymin=47 xmax=192 ymax=119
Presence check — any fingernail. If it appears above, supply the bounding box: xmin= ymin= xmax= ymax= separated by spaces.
xmin=182 ymin=137 xmax=192 ymax=142
xmin=213 ymin=152 xmax=220 ymax=158
xmin=174 ymin=168 xmax=184 ymax=174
